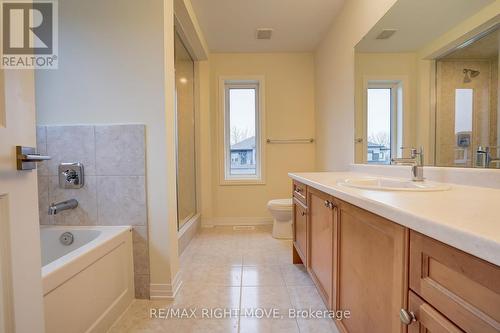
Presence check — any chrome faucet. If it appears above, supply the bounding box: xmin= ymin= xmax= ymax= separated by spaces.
xmin=391 ymin=147 xmax=424 ymax=182
xmin=476 ymin=146 xmax=500 ymax=168
xmin=48 ymin=199 xmax=78 ymax=215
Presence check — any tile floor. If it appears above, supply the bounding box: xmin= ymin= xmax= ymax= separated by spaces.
xmin=109 ymin=225 xmax=340 ymax=333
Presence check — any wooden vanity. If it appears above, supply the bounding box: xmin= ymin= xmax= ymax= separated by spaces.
xmin=292 ymin=180 xmax=500 ymax=333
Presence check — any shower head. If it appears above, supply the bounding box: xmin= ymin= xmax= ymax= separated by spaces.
xmin=463 ymin=68 xmax=480 ymax=83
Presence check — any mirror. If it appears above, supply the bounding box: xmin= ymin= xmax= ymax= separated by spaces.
xmin=354 ymin=0 xmax=499 ymax=168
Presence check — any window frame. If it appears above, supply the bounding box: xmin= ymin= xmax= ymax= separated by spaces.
xmin=363 ymin=78 xmax=406 ymax=164
xmin=218 ymin=76 xmax=266 ymax=185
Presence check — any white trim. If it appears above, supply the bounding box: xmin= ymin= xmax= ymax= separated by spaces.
xmin=173 ymin=0 xmax=209 ymax=61
xmin=362 ymin=75 xmax=411 ymax=163
xmin=203 ymin=217 xmax=273 ymax=226
xmin=150 ymin=272 xmax=183 ymax=300
xmin=218 ymin=76 xmax=266 ymax=185
xmin=178 ymin=213 xmax=200 ymax=255
xmin=0 ymin=196 xmax=14 ymax=333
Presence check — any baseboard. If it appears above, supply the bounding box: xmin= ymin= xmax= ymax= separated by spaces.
xmin=202 ymin=216 xmax=273 ymax=226
xmin=149 ymin=272 xmax=183 ymax=300
xmin=178 ymin=213 xmax=201 ymax=255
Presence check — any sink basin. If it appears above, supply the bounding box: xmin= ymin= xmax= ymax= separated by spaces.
xmin=338 ymin=177 xmax=451 ymax=192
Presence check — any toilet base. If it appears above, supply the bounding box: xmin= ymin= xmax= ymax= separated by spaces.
xmin=272 ymin=218 xmax=293 ymax=239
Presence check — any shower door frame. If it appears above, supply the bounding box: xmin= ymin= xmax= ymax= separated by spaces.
xmin=174 ymin=25 xmax=198 ymax=231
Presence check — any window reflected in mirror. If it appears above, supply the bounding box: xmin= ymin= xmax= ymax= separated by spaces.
xmin=365 ymin=81 xmax=404 ymax=164
xmin=367 ymin=88 xmax=392 ymax=164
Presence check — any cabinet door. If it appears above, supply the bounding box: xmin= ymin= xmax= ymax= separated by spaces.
xmin=336 ymin=200 xmax=408 ymax=333
xmin=293 ymin=198 xmax=308 ymax=265
xmin=408 ymin=291 xmax=464 ymax=333
xmin=307 ymin=187 xmax=334 ymax=309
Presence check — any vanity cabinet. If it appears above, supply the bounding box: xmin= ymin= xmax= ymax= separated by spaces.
xmin=335 ymin=200 xmax=407 ymax=333
xmin=307 ymin=187 xmax=335 ymax=309
xmin=409 ymin=231 xmax=500 ymax=333
xmin=291 ymin=180 xmax=500 ymax=333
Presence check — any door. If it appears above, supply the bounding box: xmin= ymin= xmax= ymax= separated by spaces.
xmin=0 ymin=70 xmax=46 ymax=331
xmin=307 ymin=187 xmax=334 ymax=309
xmin=293 ymin=197 xmax=307 ymax=264
xmin=337 ymin=200 xmax=407 ymax=333
xmin=174 ymin=28 xmax=197 ymax=230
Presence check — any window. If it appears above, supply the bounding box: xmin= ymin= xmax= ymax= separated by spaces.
xmin=221 ymin=79 xmax=264 ymax=183
xmin=366 ymin=80 xmax=403 ymax=164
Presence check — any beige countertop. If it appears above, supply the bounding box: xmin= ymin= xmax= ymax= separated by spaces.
xmin=289 ymin=171 xmax=500 ymax=266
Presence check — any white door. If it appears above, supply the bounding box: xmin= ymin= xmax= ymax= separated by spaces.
xmin=0 ymin=68 xmax=46 ymax=332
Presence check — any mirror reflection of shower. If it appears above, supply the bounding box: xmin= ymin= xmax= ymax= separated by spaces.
xmin=435 ymin=26 xmax=499 ymax=168
xmin=462 ymin=68 xmax=480 ymax=83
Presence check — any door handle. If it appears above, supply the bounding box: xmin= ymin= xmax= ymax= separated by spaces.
xmin=16 ymin=146 xmax=51 ymax=170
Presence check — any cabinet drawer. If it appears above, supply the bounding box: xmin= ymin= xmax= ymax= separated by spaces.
xmin=410 ymin=231 xmax=500 ymax=333
xmin=293 ymin=181 xmax=307 ymax=205
xmin=293 ymin=198 xmax=307 ymax=265
xmin=408 ymin=291 xmax=464 ymax=333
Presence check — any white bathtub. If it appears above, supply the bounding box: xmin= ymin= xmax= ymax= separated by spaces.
xmin=41 ymin=226 xmax=134 ymax=333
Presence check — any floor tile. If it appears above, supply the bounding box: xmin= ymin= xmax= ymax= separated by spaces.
xmin=240 ymin=286 xmax=293 ymax=315
xmin=239 ymin=316 xmax=300 ymax=333
xmin=242 ymin=265 xmax=285 ymax=286
xmin=110 ymin=225 xmax=342 ymax=333
xmin=280 ymin=264 xmax=314 ymax=287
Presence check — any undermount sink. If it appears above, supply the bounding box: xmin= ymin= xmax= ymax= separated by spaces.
xmin=338 ymin=177 xmax=451 ymax=192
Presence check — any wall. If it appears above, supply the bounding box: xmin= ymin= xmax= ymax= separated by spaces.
xmin=314 ymin=0 xmax=398 ymax=171
xmin=35 ymin=0 xmax=180 ymax=298
xmin=205 ymin=53 xmax=315 ymax=223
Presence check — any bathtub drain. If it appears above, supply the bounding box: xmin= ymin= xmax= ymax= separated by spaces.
xmin=60 ymin=232 xmax=74 ymax=246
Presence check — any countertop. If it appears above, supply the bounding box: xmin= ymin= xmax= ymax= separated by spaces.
xmin=289 ymin=172 xmax=500 ymax=266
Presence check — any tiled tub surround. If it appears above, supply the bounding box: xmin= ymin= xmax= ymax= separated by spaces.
xmin=36 ymin=124 xmax=150 ymax=298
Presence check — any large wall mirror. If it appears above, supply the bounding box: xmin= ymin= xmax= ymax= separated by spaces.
xmin=354 ymin=0 xmax=499 ymax=168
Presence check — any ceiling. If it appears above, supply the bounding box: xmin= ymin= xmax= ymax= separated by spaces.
xmin=355 ymin=0 xmax=495 ymax=53
xmin=190 ymin=0 xmax=345 ymax=53
xmin=444 ymin=29 xmax=499 ymax=59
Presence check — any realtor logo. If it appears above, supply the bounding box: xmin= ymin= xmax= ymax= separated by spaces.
xmin=1 ymin=0 xmax=58 ymax=69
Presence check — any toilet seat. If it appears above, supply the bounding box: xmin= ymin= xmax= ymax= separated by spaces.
xmin=267 ymin=198 xmax=292 ymax=210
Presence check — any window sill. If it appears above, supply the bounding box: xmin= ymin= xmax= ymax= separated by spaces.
xmin=219 ymin=178 xmax=266 ymax=186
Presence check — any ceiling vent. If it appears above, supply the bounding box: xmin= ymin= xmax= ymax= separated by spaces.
xmin=376 ymin=29 xmax=397 ymax=40
xmin=256 ymin=28 xmax=273 ymax=40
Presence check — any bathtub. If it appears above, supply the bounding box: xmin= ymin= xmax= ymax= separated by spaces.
xmin=40 ymin=226 xmax=134 ymax=333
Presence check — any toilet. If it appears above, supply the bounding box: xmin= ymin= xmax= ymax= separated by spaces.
xmin=267 ymin=198 xmax=293 ymax=239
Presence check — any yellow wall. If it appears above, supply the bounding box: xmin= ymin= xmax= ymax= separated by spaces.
xmin=204 ymin=53 xmax=316 ymax=223
xmin=314 ymin=0 xmax=399 ymax=171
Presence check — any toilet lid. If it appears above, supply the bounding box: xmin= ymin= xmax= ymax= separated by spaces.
xmin=268 ymin=198 xmax=293 ymax=208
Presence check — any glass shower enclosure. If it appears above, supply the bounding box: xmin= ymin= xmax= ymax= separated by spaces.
xmin=175 ymin=30 xmax=197 ymax=230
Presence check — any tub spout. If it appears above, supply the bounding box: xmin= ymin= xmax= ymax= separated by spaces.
xmin=48 ymin=199 xmax=78 ymax=215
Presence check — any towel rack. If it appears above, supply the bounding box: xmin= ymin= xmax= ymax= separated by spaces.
xmin=266 ymin=138 xmax=314 ymax=144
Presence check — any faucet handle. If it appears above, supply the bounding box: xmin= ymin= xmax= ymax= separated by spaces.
xmin=400 ymin=146 xmax=423 ymax=157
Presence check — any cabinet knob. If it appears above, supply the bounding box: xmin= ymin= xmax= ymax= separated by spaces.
xmin=301 ymin=211 xmax=306 ymax=216
xmin=399 ymin=309 xmax=416 ymax=325
xmin=324 ymin=200 xmax=335 ymax=209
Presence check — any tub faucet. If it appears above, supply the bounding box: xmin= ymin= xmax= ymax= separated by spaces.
xmin=391 ymin=146 xmax=424 ymax=182
xmin=48 ymin=199 xmax=78 ymax=215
